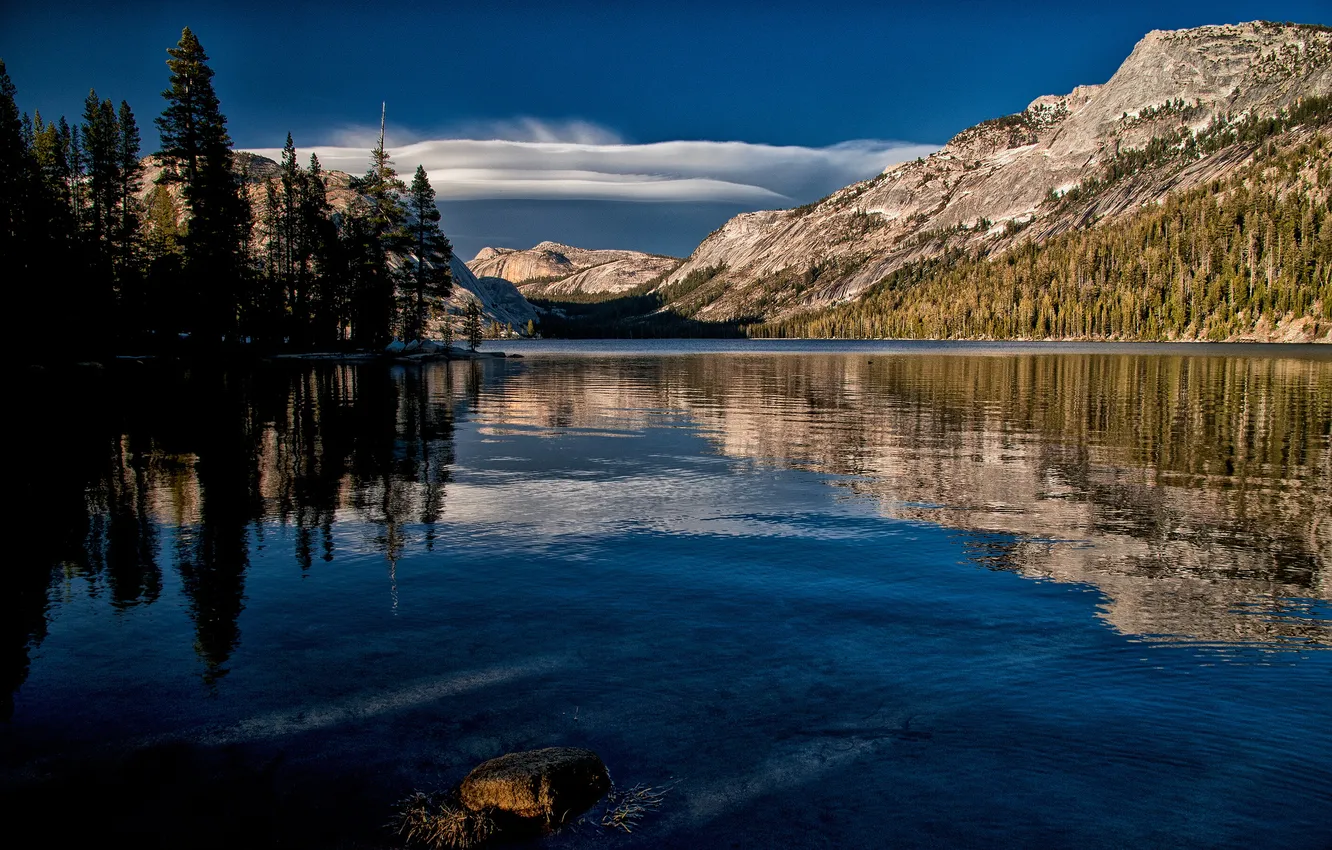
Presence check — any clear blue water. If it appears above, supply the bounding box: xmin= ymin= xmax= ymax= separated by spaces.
xmin=4 ymin=342 xmax=1330 ymax=848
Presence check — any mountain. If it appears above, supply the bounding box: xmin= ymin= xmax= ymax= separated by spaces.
xmin=636 ymin=21 xmax=1331 ymax=341
xmin=447 ymin=257 xmax=537 ymax=330
xmin=467 ymin=242 xmax=680 ymax=299
xmin=137 ymin=153 xmax=535 ymax=334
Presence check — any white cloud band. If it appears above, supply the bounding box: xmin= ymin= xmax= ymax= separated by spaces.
xmin=245 ymin=121 xmax=936 ymax=204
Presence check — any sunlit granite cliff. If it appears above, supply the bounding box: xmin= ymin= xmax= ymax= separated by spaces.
xmin=468 ymin=242 xmax=680 ymax=299
xmin=650 ymin=22 xmax=1331 ymax=338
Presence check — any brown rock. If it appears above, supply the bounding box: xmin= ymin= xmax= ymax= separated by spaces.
xmin=458 ymin=747 xmax=609 ymax=822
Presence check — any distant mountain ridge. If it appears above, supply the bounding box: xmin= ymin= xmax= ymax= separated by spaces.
xmin=467 ymin=242 xmax=679 ymax=299
xmin=633 ymin=21 xmax=1331 ymax=340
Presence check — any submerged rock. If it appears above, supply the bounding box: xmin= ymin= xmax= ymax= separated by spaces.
xmin=459 ymin=747 xmax=609 ymax=822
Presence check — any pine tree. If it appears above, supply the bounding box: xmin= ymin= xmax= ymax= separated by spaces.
xmin=1 ymin=61 xmax=27 ymax=254
xmin=346 ymin=104 xmax=407 ymax=345
xmin=463 ymin=299 xmax=483 ymax=351
xmin=115 ymin=101 xmax=142 ymax=287
xmin=403 ymin=165 xmax=452 ymax=340
xmin=0 ymin=60 xmax=38 ymax=351
xmin=278 ymin=133 xmax=299 ymax=334
xmin=64 ymin=118 xmax=85 ymax=231
xmin=300 ymin=152 xmax=341 ymax=344
xmin=155 ymin=27 xmax=249 ymax=342
xmin=81 ymin=90 xmax=120 ymax=256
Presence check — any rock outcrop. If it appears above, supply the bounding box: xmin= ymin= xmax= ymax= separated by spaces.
xmin=467 ymin=242 xmax=680 ymax=298
xmin=458 ymin=747 xmax=610 ymax=822
xmin=655 ymin=21 xmax=1331 ymax=327
xmin=444 ymin=257 xmax=537 ymax=334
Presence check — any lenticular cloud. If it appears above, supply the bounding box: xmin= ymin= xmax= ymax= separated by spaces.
xmin=245 ymin=119 xmax=936 ymax=204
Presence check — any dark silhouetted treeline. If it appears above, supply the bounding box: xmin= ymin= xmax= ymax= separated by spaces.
xmin=1 ymin=28 xmax=453 ymax=361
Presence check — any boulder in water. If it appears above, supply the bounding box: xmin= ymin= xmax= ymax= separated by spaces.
xmin=458 ymin=747 xmax=609 ymax=822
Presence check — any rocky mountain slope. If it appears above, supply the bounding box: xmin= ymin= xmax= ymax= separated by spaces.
xmin=651 ymin=21 xmax=1331 ymax=335
xmin=467 ymin=242 xmax=679 ymax=298
xmin=447 ymin=257 xmax=537 ymax=331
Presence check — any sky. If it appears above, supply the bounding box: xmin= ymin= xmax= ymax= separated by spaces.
xmin=3 ymin=0 xmax=1327 ymax=259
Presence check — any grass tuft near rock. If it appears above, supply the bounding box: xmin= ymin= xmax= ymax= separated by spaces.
xmin=600 ymin=782 xmax=670 ymax=833
xmin=392 ymin=791 xmax=495 ymax=849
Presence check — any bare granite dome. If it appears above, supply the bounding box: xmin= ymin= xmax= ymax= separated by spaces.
xmin=467 ymin=241 xmax=680 ymax=297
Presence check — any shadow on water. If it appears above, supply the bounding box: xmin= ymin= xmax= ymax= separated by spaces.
xmin=2 ymin=349 xmax=1330 ymax=848
xmin=6 ymin=360 xmax=466 ymax=712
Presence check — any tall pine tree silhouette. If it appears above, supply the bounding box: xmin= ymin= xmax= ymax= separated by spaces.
xmin=404 ymin=165 xmax=452 ymax=341
xmin=347 ymin=103 xmax=406 ymax=345
xmin=155 ymin=27 xmax=248 ymax=343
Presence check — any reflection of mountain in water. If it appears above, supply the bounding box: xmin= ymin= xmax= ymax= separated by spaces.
xmin=470 ymin=353 xmax=1331 ymax=647
xmin=6 ymin=352 xmax=1328 ymax=716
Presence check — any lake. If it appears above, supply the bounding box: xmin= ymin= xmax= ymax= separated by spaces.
xmin=4 ymin=341 xmax=1330 ymax=848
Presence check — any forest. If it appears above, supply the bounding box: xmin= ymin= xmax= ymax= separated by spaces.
xmin=0 ymin=28 xmax=455 ymax=359
xmin=754 ymin=131 xmax=1332 ymax=341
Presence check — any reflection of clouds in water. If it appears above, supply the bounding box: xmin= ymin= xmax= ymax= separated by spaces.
xmin=436 ymin=468 xmax=881 ymax=543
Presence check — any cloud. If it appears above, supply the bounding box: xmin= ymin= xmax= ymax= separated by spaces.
xmin=245 ymin=119 xmax=937 ymax=204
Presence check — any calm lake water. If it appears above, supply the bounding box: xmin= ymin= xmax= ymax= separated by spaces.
xmin=4 ymin=341 xmax=1331 ymax=848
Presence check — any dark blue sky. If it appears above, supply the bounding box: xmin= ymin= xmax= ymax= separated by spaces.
xmin=3 ymin=0 xmax=1327 ymax=257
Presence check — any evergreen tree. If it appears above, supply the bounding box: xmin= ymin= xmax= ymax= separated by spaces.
xmin=439 ymin=309 xmax=454 ymax=349
xmin=80 ymin=90 xmax=123 ymax=276
xmin=279 ymin=133 xmax=299 ymax=334
xmin=346 ymin=106 xmax=407 ymax=345
xmin=0 ymin=60 xmax=38 ymax=351
xmin=31 ymin=113 xmax=72 ymax=216
xmin=155 ymin=27 xmax=249 ymax=342
xmin=403 ymin=165 xmax=452 ymax=340
xmin=115 ymin=101 xmax=142 ymax=288
xmin=258 ymin=178 xmax=284 ymax=341
xmin=299 ymin=152 xmax=341 ymax=345
xmin=1 ymin=61 xmax=28 ymax=252
xmin=63 ymin=118 xmax=85 ymax=232
xmin=463 ymin=299 xmax=483 ymax=351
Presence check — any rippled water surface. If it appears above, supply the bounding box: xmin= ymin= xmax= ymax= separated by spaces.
xmin=5 ymin=342 xmax=1331 ymax=848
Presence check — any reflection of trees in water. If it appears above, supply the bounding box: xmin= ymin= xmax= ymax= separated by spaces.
xmin=472 ymin=352 xmax=1331 ymax=645
xmin=6 ymin=352 xmax=1327 ymax=713
xmin=5 ymin=362 xmax=459 ymax=708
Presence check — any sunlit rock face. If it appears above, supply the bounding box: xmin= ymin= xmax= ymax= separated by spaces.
xmin=467 ymin=242 xmax=680 ymax=298
xmin=443 ymin=257 xmax=537 ymax=335
xmin=657 ymin=22 xmax=1332 ymax=329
